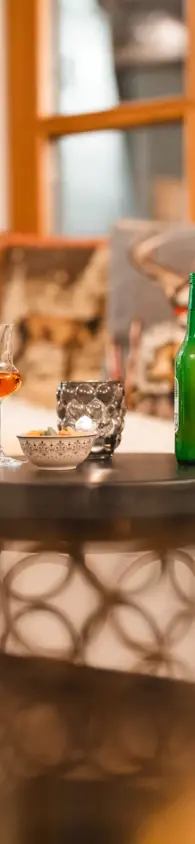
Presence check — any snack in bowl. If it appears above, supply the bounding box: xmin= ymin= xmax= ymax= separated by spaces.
xmin=17 ymin=420 xmax=97 ymax=470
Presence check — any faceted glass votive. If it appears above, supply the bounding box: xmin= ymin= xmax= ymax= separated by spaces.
xmin=56 ymin=380 xmax=126 ymax=459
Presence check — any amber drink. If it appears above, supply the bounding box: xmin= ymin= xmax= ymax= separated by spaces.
xmin=0 ymin=325 xmax=22 ymax=467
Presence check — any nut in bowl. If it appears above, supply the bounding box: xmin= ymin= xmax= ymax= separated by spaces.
xmin=17 ymin=421 xmax=97 ymax=470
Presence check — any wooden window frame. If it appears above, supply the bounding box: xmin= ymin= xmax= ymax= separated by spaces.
xmin=6 ymin=0 xmax=195 ymax=234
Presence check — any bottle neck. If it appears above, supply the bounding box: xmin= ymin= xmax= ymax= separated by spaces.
xmin=186 ymin=284 xmax=195 ymax=339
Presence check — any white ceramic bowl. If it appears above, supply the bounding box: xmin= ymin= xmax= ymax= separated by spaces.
xmin=17 ymin=433 xmax=97 ymax=470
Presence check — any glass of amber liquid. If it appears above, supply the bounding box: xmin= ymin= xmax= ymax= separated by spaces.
xmin=0 ymin=324 xmax=22 ymax=467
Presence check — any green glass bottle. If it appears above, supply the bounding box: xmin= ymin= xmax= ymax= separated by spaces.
xmin=175 ymin=272 xmax=195 ymax=463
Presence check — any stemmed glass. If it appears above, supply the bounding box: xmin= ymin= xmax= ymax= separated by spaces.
xmin=0 ymin=324 xmax=22 ymax=467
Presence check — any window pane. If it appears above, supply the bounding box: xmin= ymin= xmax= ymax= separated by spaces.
xmin=52 ymin=122 xmax=184 ymax=236
xmin=52 ymin=0 xmax=186 ymax=115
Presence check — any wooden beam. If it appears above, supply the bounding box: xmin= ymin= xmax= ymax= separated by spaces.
xmin=37 ymin=96 xmax=186 ymax=139
xmin=186 ymin=0 xmax=195 ymax=221
xmin=6 ymin=0 xmax=40 ymax=233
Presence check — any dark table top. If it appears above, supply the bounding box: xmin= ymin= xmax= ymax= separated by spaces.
xmin=0 ymin=453 xmax=195 ymax=522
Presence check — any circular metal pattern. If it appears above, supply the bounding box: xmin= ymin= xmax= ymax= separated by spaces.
xmin=3 ymin=552 xmax=72 ymax=602
xmin=1 ymin=544 xmax=195 ymax=680
xmin=1 ymin=540 xmax=195 ymax=803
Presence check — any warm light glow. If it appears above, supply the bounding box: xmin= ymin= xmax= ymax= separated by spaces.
xmin=133 ymin=12 xmax=187 ymax=61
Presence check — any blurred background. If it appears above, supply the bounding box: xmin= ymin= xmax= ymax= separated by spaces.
xmin=0 ymin=0 xmax=194 ymax=430
xmin=51 ymin=0 xmax=186 ymax=235
xmin=0 ymin=0 xmax=192 ymax=236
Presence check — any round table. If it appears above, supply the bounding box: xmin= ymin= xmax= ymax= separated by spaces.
xmin=0 ymin=453 xmax=195 ymax=843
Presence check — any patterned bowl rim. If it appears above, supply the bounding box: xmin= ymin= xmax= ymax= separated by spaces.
xmin=17 ymin=432 xmax=97 ymax=441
